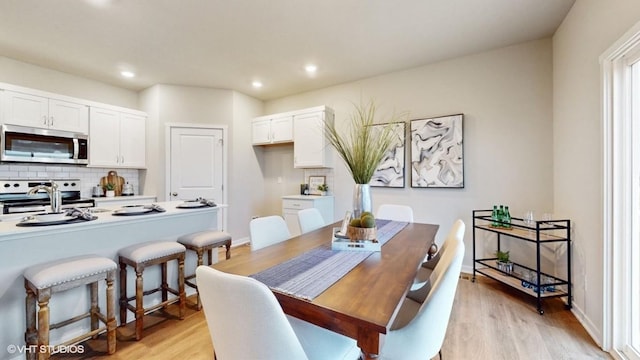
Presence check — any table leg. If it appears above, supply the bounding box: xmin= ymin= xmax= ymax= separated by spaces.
xmin=358 ymin=328 xmax=382 ymax=359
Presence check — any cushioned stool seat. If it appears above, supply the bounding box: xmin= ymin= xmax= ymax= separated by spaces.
xmin=178 ymin=230 xmax=231 ymax=310
xmin=24 ymin=255 xmax=117 ymax=360
xmin=118 ymin=241 xmax=186 ymax=340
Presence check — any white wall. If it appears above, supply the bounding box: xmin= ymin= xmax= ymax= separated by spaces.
xmin=264 ymin=39 xmax=555 ymax=268
xmin=552 ymin=0 xmax=640 ymax=347
xmin=0 ymin=56 xmax=138 ymax=108
xmin=231 ymin=92 xmax=265 ymax=241
xmin=138 ymin=85 xmax=264 ymax=244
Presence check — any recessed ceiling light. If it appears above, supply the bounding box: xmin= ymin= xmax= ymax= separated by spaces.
xmin=252 ymin=81 xmax=263 ymax=88
xmin=305 ymin=64 xmax=317 ymax=74
xmin=120 ymin=71 xmax=135 ymax=78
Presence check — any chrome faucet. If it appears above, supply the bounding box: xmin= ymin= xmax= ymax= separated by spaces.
xmin=27 ymin=181 xmax=62 ymax=213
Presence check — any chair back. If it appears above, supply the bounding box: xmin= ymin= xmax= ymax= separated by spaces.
xmin=250 ymin=215 xmax=291 ymax=251
xmin=430 ymin=219 xmax=465 ymax=284
xmin=376 ymin=204 xmax=414 ymax=222
xmin=196 ymin=266 xmax=308 ymax=360
xmin=297 ymin=208 xmax=326 ymax=234
xmin=408 ymin=219 xmax=465 ymax=303
xmin=379 ymin=236 xmax=465 ymax=359
xmin=438 ymin=218 xmax=465 ymax=255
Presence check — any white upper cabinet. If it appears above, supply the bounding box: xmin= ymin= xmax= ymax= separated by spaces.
xmin=2 ymin=90 xmax=89 ymax=134
xmin=293 ymin=106 xmax=334 ymax=168
xmin=251 ymin=115 xmax=293 ymax=145
xmin=89 ymin=107 xmax=146 ymax=168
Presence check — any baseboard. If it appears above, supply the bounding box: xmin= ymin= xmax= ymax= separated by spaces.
xmin=570 ymin=302 xmax=604 ymax=350
xmin=232 ymin=237 xmax=250 ymax=247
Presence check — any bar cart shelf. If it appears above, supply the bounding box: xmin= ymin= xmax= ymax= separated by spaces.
xmin=472 ymin=209 xmax=572 ymax=315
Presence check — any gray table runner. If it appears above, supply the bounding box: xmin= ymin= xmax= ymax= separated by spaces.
xmin=250 ymin=220 xmax=408 ymax=300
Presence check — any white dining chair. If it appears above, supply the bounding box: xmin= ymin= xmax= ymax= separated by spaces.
xmin=196 ymin=266 xmax=361 ymax=360
xmin=250 ymin=215 xmax=291 ymax=251
xmin=379 ymin=233 xmax=465 ymax=360
xmin=297 ymin=208 xmax=326 ymax=234
xmin=408 ymin=219 xmax=465 ymax=303
xmin=376 ymin=204 xmax=414 ymax=222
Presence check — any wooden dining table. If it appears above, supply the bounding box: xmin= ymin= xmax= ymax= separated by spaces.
xmin=212 ymin=221 xmax=439 ymax=359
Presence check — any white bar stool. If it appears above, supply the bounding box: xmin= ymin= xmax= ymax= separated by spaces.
xmin=118 ymin=241 xmax=186 ymax=340
xmin=24 ymin=254 xmax=117 ymax=360
xmin=178 ymin=230 xmax=232 ymax=310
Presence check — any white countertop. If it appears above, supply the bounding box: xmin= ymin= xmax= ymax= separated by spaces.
xmin=0 ymin=201 xmax=226 ymax=242
xmin=282 ymin=194 xmax=333 ymax=200
xmin=91 ymin=194 xmax=157 ymax=202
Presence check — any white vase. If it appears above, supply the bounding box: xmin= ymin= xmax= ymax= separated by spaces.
xmin=353 ymin=184 xmax=372 ymax=218
xmin=106 ymin=190 xmax=115 ymax=197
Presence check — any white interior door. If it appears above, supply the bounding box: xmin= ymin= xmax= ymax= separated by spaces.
xmin=169 ymin=125 xmax=226 ymax=229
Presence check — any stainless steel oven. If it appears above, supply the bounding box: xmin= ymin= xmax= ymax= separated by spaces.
xmin=1 ymin=124 xmax=88 ymax=164
xmin=0 ymin=179 xmax=94 ymax=214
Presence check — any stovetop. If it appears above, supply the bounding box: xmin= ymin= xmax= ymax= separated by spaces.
xmin=0 ymin=179 xmax=95 ymax=214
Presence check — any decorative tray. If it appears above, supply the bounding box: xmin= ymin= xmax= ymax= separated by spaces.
xmin=330 ymin=228 xmax=381 ymax=252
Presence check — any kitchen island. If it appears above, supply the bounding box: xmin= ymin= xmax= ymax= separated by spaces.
xmin=0 ymin=201 xmax=226 ymax=360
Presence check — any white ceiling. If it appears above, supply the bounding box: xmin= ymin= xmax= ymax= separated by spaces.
xmin=0 ymin=0 xmax=575 ymax=101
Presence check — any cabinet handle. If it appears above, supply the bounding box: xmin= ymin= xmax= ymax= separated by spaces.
xmin=49 ymin=116 xmax=54 ymax=127
xmin=43 ymin=116 xmax=47 ymax=126
xmin=172 ymin=192 xmax=178 ymax=196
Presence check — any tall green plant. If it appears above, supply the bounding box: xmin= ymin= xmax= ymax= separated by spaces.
xmin=324 ymin=100 xmax=405 ymax=184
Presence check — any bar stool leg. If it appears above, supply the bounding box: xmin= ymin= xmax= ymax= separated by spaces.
xmin=90 ymin=282 xmax=99 ymax=338
xmin=178 ymin=255 xmax=186 ymax=319
xmin=106 ymin=271 xmax=116 ymax=355
xmin=25 ymin=284 xmax=37 ymax=360
xmin=206 ymin=248 xmax=213 ymax=265
xmin=224 ymin=243 xmax=231 ymax=260
xmin=195 ymin=248 xmax=204 ymax=310
xmin=135 ymin=270 xmax=144 ymax=341
xmin=37 ymin=293 xmax=51 ymax=360
xmin=119 ymin=260 xmax=127 ymax=326
xmin=161 ymin=262 xmax=168 ymax=303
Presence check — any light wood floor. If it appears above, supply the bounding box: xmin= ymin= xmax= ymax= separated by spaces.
xmin=65 ymin=244 xmax=609 ymax=360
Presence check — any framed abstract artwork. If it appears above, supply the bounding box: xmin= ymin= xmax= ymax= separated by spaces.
xmin=410 ymin=114 xmax=464 ymax=188
xmin=370 ymin=122 xmax=406 ymax=188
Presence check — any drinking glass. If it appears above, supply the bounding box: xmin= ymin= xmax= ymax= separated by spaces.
xmin=523 ymin=210 xmax=535 ymax=232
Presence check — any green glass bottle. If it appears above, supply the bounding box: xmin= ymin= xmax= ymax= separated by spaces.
xmin=498 ymin=205 xmax=505 ymax=227
xmin=503 ymin=206 xmax=512 ymax=229
xmin=491 ymin=205 xmax=499 ymax=227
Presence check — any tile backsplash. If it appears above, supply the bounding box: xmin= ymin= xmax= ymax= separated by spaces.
xmin=0 ymin=164 xmax=139 ymax=198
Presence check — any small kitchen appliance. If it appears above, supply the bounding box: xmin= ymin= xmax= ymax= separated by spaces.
xmin=121 ymin=182 xmax=134 ymax=196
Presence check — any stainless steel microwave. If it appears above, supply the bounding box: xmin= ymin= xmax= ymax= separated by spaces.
xmin=0 ymin=124 xmax=88 ymax=164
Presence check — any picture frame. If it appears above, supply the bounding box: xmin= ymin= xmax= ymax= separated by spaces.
xmin=370 ymin=122 xmax=406 ymax=188
xmin=308 ymin=176 xmax=326 ymax=195
xmin=410 ymin=114 xmax=464 ymax=188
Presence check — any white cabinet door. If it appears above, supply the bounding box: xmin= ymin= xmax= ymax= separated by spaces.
xmin=89 ymin=108 xmax=145 ymax=168
xmin=2 ymin=91 xmax=48 ymax=128
xmin=270 ymin=115 xmax=294 ymax=143
xmin=294 ymin=110 xmax=333 ymax=168
xmin=119 ymin=113 xmax=146 ymax=168
xmin=89 ymin=107 xmax=120 ymax=166
xmin=49 ymin=99 xmax=89 ymax=133
xmin=2 ymin=91 xmax=88 ymax=133
xmin=252 ymin=117 xmax=271 ymax=144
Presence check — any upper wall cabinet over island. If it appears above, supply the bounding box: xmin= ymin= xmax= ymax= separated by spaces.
xmin=0 ymin=82 xmax=147 ymax=169
xmin=252 ymin=105 xmax=334 ymax=168
xmin=252 ymin=113 xmax=294 ymax=145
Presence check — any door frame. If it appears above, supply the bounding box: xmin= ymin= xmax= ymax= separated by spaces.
xmin=165 ymin=122 xmax=229 ymax=231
